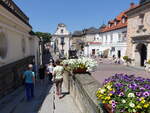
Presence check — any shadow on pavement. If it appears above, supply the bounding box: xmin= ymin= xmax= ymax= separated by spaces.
xmin=3 ymin=81 xmax=53 ymax=113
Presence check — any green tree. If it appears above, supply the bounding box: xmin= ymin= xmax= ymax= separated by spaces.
xmin=35 ymin=32 xmax=51 ymax=43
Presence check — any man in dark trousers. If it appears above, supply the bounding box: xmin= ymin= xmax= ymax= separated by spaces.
xmin=23 ymin=64 xmax=35 ymax=101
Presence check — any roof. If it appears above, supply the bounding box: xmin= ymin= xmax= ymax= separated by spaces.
xmin=0 ymin=0 xmax=32 ymax=28
xmin=58 ymin=23 xmax=66 ymax=27
xmin=72 ymin=27 xmax=99 ymax=37
xmin=84 ymin=27 xmax=99 ymax=34
xmin=100 ymin=3 xmax=138 ymax=33
xmin=72 ymin=30 xmax=83 ymax=37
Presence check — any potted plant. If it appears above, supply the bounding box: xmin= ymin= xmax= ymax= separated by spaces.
xmin=96 ymin=74 xmax=150 ymax=113
xmin=145 ymin=60 xmax=150 ymax=72
xmin=123 ymin=56 xmax=132 ymax=66
xmin=61 ymin=57 xmax=97 ymax=74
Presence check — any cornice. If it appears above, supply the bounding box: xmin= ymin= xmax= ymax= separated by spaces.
xmin=126 ymin=3 xmax=150 ymax=17
xmin=0 ymin=0 xmax=32 ymax=28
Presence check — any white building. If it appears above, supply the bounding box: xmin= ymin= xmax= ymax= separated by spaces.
xmin=83 ymin=28 xmax=102 ymax=57
xmin=52 ymin=23 xmax=71 ymax=58
xmin=72 ymin=27 xmax=102 ymax=57
xmin=0 ymin=0 xmax=40 ymax=98
xmin=98 ymin=8 xmax=130 ymax=59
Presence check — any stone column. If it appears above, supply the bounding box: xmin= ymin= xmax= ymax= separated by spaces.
xmin=147 ymin=43 xmax=150 ymax=60
xmin=133 ymin=43 xmax=141 ymax=66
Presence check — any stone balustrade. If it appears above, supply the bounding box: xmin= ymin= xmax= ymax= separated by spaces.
xmin=63 ymin=71 xmax=105 ymax=113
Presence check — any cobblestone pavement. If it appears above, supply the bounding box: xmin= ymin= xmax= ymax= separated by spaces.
xmin=0 ymin=80 xmax=52 ymax=113
xmin=92 ymin=58 xmax=150 ymax=85
xmin=0 ymin=79 xmax=80 ymax=113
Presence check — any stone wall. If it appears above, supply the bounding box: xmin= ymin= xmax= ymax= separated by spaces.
xmin=63 ymin=72 xmax=105 ymax=113
xmin=0 ymin=56 xmax=34 ymax=99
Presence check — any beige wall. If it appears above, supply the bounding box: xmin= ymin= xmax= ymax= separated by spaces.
xmin=0 ymin=6 xmax=39 ymax=67
xmin=71 ymin=36 xmax=84 ymax=50
xmin=84 ymin=34 xmax=95 ymax=42
xmin=57 ymin=36 xmax=70 ymax=57
xmin=127 ymin=6 xmax=150 ymax=65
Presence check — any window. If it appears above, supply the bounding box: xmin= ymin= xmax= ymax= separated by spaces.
xmin=61 ymin=37 xmax=65 ymax=45
xmin=105 ymin=35 xmax=108 ymax=43
xmin=118 ymin=33 xmax=122 ymax=42
xmin=0 ymin=32 xmax=7 ymax=59
xmin=114 ymin=21 xmax=117 ymax=26
xmin=101 ymin=36 xmax=103 ymax=42
xmin=139 ymin=13 xmax=145 ymax=24
xmin=122 ymin=18 xmax=126 ymax=23
xmin=61 ymin=29 xmax=64 ymax=33
xmin=110 ymin=34 xmax=113 ymax=43
xmin=122 ymin=31 xmax=127 ymax=42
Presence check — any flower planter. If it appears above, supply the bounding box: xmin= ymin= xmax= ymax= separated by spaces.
xmin=103 ymin=104 xmax=139 ymax=113
xmin=73 ymin=68 xmax=87 ymax=74
xmin=145 ymin=64 xmax=150 ymax=72
xmin=103 ymin=104 xmax=113 ymax=113
xmin=96 ymin=74 xmax=149 ymax=113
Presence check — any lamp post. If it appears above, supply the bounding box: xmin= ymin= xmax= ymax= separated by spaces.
xmin=39 ymin=37 xmax=43 ymax=65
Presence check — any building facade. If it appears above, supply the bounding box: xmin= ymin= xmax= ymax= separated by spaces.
xmin=83 ymin=28 xmax=101 ymax=57
xmin=0 ymin=0 xmax=40 ymax=98
xmin=52 ymin=23 xmax=71 ymax=58
xmin=126 ymin=0 xmax=150 ymax=67
xmin=99 ymin=4 xmax=136 ymax=59
xmin=72 ymin=27 xmax=101 ymax=57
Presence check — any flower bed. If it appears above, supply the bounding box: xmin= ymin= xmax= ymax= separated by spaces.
xmin=61 ymin=57 xmax=97 ymax=74
xmin=96 ymin=74 xmax=150 ymax=113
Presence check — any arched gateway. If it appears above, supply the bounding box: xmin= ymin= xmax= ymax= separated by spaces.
xmin=135 ymin=43 xmax=147 ymax=66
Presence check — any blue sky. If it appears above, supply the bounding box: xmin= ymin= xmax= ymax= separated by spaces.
xmin=13 ymin=0 xmax=139 ymax=34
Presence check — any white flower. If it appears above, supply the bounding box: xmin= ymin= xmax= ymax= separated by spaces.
xmin=61 ymin=57 xmax=97 ymax=71
xmin=106 ymin=85 xmax=112 ymax=90
xmin=128 ymin=93 xmax=135 ymax=97
xmin=100 ymin=88 xmax=106 ymax=94
xmin=133 ymin=109 xmax=136 ymax=113
xmin=122 ymin=99 xmax=126 ymax=103
xmin=129 ymin=102 xmax=135 ymax=108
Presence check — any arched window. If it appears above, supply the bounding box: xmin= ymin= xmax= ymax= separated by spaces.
xmin=0 ymin=31 xmax=7 ymax=59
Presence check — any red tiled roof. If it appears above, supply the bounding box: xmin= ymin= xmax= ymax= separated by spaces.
xmin=100 ymin=3 xmax=138 ymax=33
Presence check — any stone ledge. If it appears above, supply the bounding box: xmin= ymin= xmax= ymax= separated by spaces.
xmin=63 ymin=72 xmax=105 ymax=113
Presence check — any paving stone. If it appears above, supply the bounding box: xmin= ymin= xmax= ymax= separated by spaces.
xmin=92 ymin=58 xmax=150 ymax=85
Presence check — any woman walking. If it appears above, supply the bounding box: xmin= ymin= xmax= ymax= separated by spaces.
xmin=38 ymin=65 xmax=46 ymax=84
xmin=47 ymin=62 xmax=54 ymax=83
xmin=53 ymin=59 xmax=64 ymax=98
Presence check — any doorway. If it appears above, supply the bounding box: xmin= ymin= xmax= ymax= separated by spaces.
xmin=92 ymin=49 xmax=95 ymax=55
xmin=136 ymin=43 xmax=147 ymax=66
xmin=117 ymin=50 xmax=121 ymax=58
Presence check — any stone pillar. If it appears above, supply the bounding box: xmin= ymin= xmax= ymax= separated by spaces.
xmin=132 ymin=44 xmax=136 ymax=66
xmin=147 ymin=43 xmax=150 ymax=60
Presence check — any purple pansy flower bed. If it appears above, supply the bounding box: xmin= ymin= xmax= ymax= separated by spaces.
xmin=96 ymin=74 xmax=150 ymax=113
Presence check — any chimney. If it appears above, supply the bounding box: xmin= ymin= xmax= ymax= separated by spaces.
xmin=130 ymin=2 xmax=135 ymax=8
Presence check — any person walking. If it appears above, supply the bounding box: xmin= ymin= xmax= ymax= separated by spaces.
xmin=47 ymin=62 xmax=54 ymax=84
xmin=23 ymin=64 xmax=35 ymax=101
xmin=38 ymin=65 xmax=46 ymax=84
xmin=53 ymin=59 xmax=64 ymax=98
